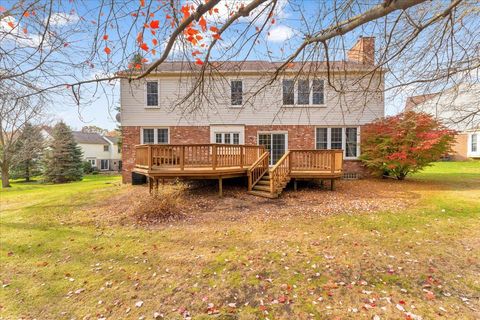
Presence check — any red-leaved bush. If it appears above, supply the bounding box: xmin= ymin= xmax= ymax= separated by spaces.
xmin=360 ymin=112 xmax=456 ymax=180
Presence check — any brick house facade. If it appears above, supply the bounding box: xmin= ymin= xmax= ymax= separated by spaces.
xmin=121 ymin=37 xmax=384 ymax=183
xmin=122 ymin=125 xmax=368 ymax=183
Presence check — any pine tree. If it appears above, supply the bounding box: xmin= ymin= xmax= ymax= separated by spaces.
xmin=43 ymin=122 xmax=83 ymax=183
xmin=11 ymin=123 xmax=45 ymax=181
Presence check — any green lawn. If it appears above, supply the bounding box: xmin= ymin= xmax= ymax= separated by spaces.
xmin=1 ymin=163 xmax=479 ymax=319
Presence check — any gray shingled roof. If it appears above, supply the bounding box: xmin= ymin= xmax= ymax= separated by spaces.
xmin=122 ymin=60 xmax=382 ymax=75
xmin=72 ymin=131 xmax=107 ymax=144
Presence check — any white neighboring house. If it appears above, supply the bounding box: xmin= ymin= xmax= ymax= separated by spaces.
xmin=41 ymin=129 xmax=122 ymax=171
xmin=405 ymin=83 xmax=480 ymax=160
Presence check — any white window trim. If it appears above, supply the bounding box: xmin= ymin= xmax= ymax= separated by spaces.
xmin=86 ymin=158 xmax=97 ymax=167
xmin=229 ymin=79 xmax=243 ymax=108
xmin=100 ymin=159 xmax=110 ymax=171
xmin=314 ymin=126 xmax=361 ymax=159
xmin=145 ymin=80 xmax=160 ymax=108
xmin=281 ymin=78 xmax=327 ymax=107
xmin=257 ymin=131 xmax=289 ymax=166
xmin=140 ymin=127 xmax=170 ymax=144
xmin=468 ymin=132 xmax=479 ymax=156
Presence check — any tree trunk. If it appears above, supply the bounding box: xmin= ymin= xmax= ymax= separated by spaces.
xmin=25 ymin=160 xmax=30 ymax=182
xmin=1 ymin=165 xmax=11 ymax=188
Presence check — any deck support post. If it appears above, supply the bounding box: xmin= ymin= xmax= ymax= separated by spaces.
xmin=330 ymin=179 xmax=335 ymax=191
xmin=155 ymin=178 xmax=159 ymax=190
xmin=218 ymin=177 xmax=223 ymax=197
xmin=293 ymin=179 xmax=297 ymax=191
xmin=148 ymin=177 xmax=153 ymax=194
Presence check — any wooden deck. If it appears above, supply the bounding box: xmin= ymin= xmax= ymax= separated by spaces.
xmin=134 ymin=144 xmax=343 ymax=197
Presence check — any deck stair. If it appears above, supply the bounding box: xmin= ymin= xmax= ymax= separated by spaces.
xmin=249 ymin=172 xmax=290 ymax=198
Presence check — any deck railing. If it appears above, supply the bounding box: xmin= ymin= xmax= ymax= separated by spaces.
xmin=135 ymin=144 xmax=265 ymax=170
xmin=289 ymin=149 xmax=343 ymax=173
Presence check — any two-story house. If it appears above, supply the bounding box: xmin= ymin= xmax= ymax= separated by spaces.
xmin=405 ymin=83 xmax=480 ymax=160
xmin=42 ymin=128 xmax=122 ymax=171
xmin=120 ymin=37 xmax=385 ymax=186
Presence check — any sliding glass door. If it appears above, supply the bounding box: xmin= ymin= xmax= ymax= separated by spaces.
xmin=258 ymin=133 xmax=287 ymax=165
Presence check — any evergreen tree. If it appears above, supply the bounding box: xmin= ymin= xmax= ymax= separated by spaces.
xmin=43 ymin=122 xmax=83 ymax=183
xmin=11 ymin=123 xmax=45 ymax=181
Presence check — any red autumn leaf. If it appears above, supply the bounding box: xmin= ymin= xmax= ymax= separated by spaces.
xmin=152 ymin=38 xmax=158 ymax=46
xmin=104 ymin=47 xmax=111 ymax=54
xmin=213 ymin=8 xmax=219 ymax=13
xmin=255 ymin=26 xmax=260 ymax=32
xmin=195 ymin=35 xmax=203 ymax=41
xmin=150 ymin=20 xmax=159 ymax=29
xmin=23 ymin=11 xmax=30 ymax=17
xmin=149 ymin=13 xmax=154 ymax=18
xmin=63 ymin=43 xmax=69 ymax=47
xmin=22 ymin=27 xmax=28 ymax=34
xmin=103 ymin=34 xmax=108 ymax=40
xmin=151 ymin=49 xmax=156 ymax=55
xmin=141 ymin=58 xmax=148 ymax=63
xmin=140 ymin=0 xmax=145 ymax=7
xmin=140 ymin=42 xmax=149 ymax=51
xmin=166 ymin=14 xmax=171 ymax=19
xmin=181 ymin=5 xmax=190 ymax=19
xmin=131 ymin=13 xmax=138 ymax=17
xmin=7 ymin=21 xmax=15 ymax=29
xmin=271 ymin=18 xmax=275 ymax=24
xmin=136 ymin=32 xmax=143 ymax=43
xmin=195 ymin=58 xmax=203 ymax=65
xmin=191 ymin=50 xmax=201 ymax=56
xmin=209 ymin=26 xmax=219 ymax=33
xmin=135 ymin=63 xmax=142 ymax=69
xmin=0 ymin=6 xmax=6 ymax=12
xmin=198 ymin=17 xmax=207 ymax=32
xmin=212 ymin=33 xmax=221 ymax=40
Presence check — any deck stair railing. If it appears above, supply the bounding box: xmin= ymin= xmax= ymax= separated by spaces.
xmin=269 ymin=151 xmax=292 ymax=195
xmin=247 ymin=151 xmax=270 ymax=191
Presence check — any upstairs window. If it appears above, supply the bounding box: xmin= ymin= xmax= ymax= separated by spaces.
xmin=312 ymin=80 xmax=325 ymax=105
xmin=146 ymin=81 xmax=158 ymax=106
xmin=231 ymin=80 xmax=243 ymax=105
xmin=297 ymin=80 xmax=310 ymax=105
xmin=103 ymin=145 xmax=109 ymax=152
xmin=282 ymin=80 xmax=294 ymax=105
xmin=283 ymin=79 xmax=326 ymax=106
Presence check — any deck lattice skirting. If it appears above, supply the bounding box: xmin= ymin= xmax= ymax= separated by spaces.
xmin=134 ymin=144 xmax=343 ymax=198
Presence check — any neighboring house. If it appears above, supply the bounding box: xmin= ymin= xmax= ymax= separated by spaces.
xmin=120 ymin=37 xmax=386 ymax=183
xmin=405 ymin=83 xmax=480 ymax=160
xmin=42 ymin=129 xmax=122 ymax=171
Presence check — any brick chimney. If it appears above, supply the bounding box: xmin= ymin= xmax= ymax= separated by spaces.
xmin=347 ymin=37 xmax=375 ymax=65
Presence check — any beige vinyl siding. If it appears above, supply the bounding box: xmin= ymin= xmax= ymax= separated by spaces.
xmin=120 ymin=72 xmax=384 ymax=127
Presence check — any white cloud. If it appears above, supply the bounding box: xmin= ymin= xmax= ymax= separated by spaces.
xmin=267 ymin=25 xmax=293 ymax=42
xmin=203 ymin=0 xmax=289 ymax=25
xmin=0 ymin=16 xmax=42 ymax=47
xmin=48 ymin=12 xmax=80 ymax=26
